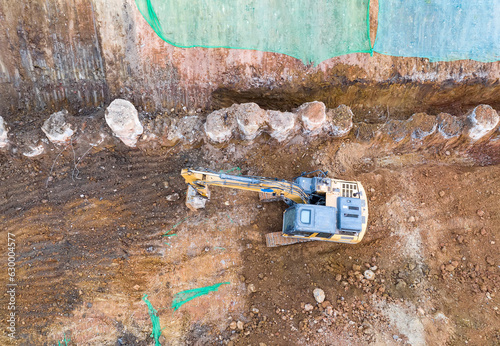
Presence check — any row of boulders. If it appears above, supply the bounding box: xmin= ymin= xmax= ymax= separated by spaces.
xmin=204 ymin=101 xmax=354 ymax=143
xmin=1 ymin=99 xmax=499 ymax=156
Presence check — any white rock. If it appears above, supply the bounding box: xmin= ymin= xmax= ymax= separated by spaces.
xmin=233 ymin=103 xmax=267 ymax=140
xmin=23 ymin=144 xmax=45 ymax=157
xmin=105 ymin=99 xmax=143 ymax=147
xmin=267 ymin=110 xmax=296 ymax=141
xmin=364 ymin=270 xmax=375 ymax=280
xmin=304 ymin=303 xmax=314 ymax=312
xmin=313 ymin=288 xmax=325 ymax=304
xmin=41 ymin=110 xmax=74 ymax=144
xmin=0 ymin=116 xmax=8 ymax=148
xmin=296 ymin=101 xmax=326 ymax=133
xmin=204 ymin=109 xmax=236 ymax=143
xmin=466 ymin=105 xmax=500 ymax=141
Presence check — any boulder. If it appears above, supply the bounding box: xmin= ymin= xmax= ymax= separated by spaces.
xmin=41 ymin=110 xmax=74 ymax=144
xmin=382 ymin=120 xmax=407 ymax=142
xmin=234 ymin=103 xmax=267 ymax=140
xmin=0 ymin=116 xmax=8 ymax=148
xmin=266 ymin=110 xmax=296 ymax=141
xmin=406 ymin=113 xmax=437 ymax=139
xmin=325 ymin=105 xmax=354 ymax=137
xmin=465 ymin=105 xmax=500 ymax=140
xmin=437 ymin=113 xmax=463 ymax=139
xmin=105 ymin=99 xmax=143 ymax=147
xmin=296 ymin=101 xmax=326 ymax=133
xmin=204 ymin=108 xmax=236 ymax=143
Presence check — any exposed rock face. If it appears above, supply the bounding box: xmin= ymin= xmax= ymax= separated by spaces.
xmin=205 ymin=108 xmax=236 ymax=143
xmin=266 ymin=110 xmax=296 ymax=141
xmin=105 ymin=99 xmax=143 ymax=147
xmin=234 ymin=103 xmax=267 ymax=140
xmin=406 ymin=113 xmax=437 ymax=140
xmin=41 ymin=110 xmax=74 ymax=144
xmin=437 ymin=113 xmax=463 ymax=139
xmin=0 ymin=116 xmax=8 ymax=148
xmin=465 ymin=105 xmax=500 ymax=140
xmin=326 ymin=105 xmax=354 ymax=137
xmin=296 ymin=101 xmax=326 ymax=133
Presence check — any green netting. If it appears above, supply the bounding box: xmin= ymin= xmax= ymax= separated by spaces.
xmin=171 ymin=282 xmax=230 ymax=311
xmin=374 ymin=0 xmax=500 ymax=62
xmin=135 ymin=0 xmax=372 ymax=65
xmin=142 ymin=294 xmax=163 ymax=346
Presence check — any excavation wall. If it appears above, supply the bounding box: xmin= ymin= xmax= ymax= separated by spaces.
xmin=1 ymin=0 xmax=500 ymax=122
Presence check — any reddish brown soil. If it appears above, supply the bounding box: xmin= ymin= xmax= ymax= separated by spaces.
xmin=0 ymin=135 xmax=499 ymax=345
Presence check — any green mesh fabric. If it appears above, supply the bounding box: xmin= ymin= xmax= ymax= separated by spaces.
xmin=135 ymin=0 xmax=372 ymax=65
xmin=142 ymin=294 xmax=163 ymax=346
xmin=171 ymin=282 xmax=230 ymax=311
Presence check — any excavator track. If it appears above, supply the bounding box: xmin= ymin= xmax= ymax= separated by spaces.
xmin=265 ymin=232 xmax=313 ymax=247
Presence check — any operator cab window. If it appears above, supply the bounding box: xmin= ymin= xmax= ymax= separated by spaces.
xmin=300 ymin=209 xmax=311 ymax=224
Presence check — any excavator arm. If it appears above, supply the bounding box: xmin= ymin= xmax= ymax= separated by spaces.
xmin=181 ymin=168 xmax=309 ymax=205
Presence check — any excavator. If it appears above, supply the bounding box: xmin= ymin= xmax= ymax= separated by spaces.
xmin=181 ymin=168 xmax=368 ymax=247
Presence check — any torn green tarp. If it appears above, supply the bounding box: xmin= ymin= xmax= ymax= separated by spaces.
xmin=142 ymin=294 xmax=163 ymax=346
xmin=171 ymin=282 xmax=230 ymax=311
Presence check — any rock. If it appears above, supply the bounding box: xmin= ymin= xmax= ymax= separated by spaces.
xmin=304 ymin=303 xmax=314 ymax=312
xmin=409 ymin=262 xmax=417 ymax=271
xmin=406 ymin=113 xmax=437 ymax=139
xmin=266 ymin=110 xmax=296 ymax=141
xmin=296 ymin=101 xmax=326 ymax=133
xmin=477 ymin=209 xmax=485 ymax=217
xmin=352 ymin=264 xmax=362 ymax=271
xmin=237 ymin=321 xmax=244 ymax=330
xmin=247 ymin=283 xmax=256 ymax=293
xmin=313 ymin=288 xmax=325 ymax=303
xmin=23 ymin=144 xmax=45 ymax=157
xmin=408 ymin=216 xmax=416 ymax=223
xmin=465 ymin=105 xmax=500 ymax=140
xmin=486 ymin=256 xmax=495 ymax=266
xmin=439 ymin=190 xmax=445 ymax=197
xmin=364 ymin=270 xmax=375 ymax=281
xmin=166 ymin=193 xmax=180 ymax=201
xmin=325 ymin=306 xmax=333 ymax=316
xmin=105 ymin=99 xmax=143 ymax=147
xmin=355 ymin=123 xmax=381 ymax=142
xmin=229 ymin=321 xmax=237 ymax=330
xmin=185 ymin=185 xmax=207 ymax=211
xmin=395 ymin=280 xmax=407 ymax=289
xmin=234 ymin=103 xmax=267 ymax=140
xmin=335 ymin=274 xmax=342 ymax=282
xmin=325 ymin=105 xmax=353 ymax=137
xmin=204 ymin=106 xmax=238 ymax=143
xmin=42 ymin=110 xmax=74 ymax=144
xmin=0 ymin=116 xmax=8 ymax=148
xmin=437 ymin=112 xmax=463 ymax=139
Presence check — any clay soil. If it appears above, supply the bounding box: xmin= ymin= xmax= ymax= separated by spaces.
xmin=0 ymin=134 xmax=499 ymax=345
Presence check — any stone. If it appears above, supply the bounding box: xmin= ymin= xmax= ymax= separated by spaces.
xmin=325 ymin=306 xmax=333 ymax=316
xmin=23 ymin=144 xmax=45 ymax=157
xmin=296 ymin=101 xmax=326 ymax=133
xmin=204 ymin=109 xmax=236 ymax=143
xmin=166 ymin=193 xmax=180 ymax=201
xmin=234 ymin=103 xmax=267 ymax=140
xmin=406 ymin=113 xmax=437 ymax=139
xmin=304 ymin=303 xmax=314 ymax=312
xmin=335 ymin=274 xmax=342 ymax=282
xmin=408 ymin=216 xmax=416 ymax=223
xmin=185 ymin=185 xmax=207 ymax=211
xmin=352 ymin=264 xmax=362 ymax=271
xmin=486 ymin=256 xmax=495 ymax=266
xmin=465 ymin=105 xmax=500 ymax=140
xmin=437 ymin=113 xmax=463 ymax=139
xmin=0 ymin=116 xmax=8 ymax=148
xmin=382 ymin=120 xmax=407 ymax=142
xmin=364 ymin=270 xmax=375 ymax=281
xmin=237 ymin=321 xmax=244 ymax=330
xmin=266 ymin=110 xmax=296 ymax=141
xmin=247 ymin=283 xmax=256 ymax=293
xmin=42 ymin=110 xmax=74 ymax=144
xmin=229 ymin=321 xmax=237 ymax=330
xmin=325 ymin=105 xmax=353 ymax=137
xmin=105 ymin=99 xmax=143 ymax=147
xmin=313 ymin=288 xmax=325 ymax=303
xmin=396 ymin=280 xmax=407 ymax=289
xmin=477 ymin=209 xmax=485 ymax=217
xmin=439 ymin=190 xmax=445 ymax=197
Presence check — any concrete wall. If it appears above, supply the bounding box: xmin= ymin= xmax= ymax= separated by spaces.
xmin=1 ymin=0 xmax=500 ymax=122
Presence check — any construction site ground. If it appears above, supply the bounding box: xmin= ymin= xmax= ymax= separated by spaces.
xmin=1 ymin=133 xmax=499 ymax=345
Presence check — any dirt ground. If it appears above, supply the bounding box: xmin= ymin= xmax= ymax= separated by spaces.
xmin=0 ymin=130 xmax=499 ymax=345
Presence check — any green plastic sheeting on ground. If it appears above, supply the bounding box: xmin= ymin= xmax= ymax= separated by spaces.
xmin=143 ymin=294 xmax=163 ymax=346
xmin=171 ymin=282 xmax=230 ymax=311
xmin=135 ymin=0 xmax=372 ymax=65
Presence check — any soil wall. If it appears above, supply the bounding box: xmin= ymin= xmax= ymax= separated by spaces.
xmin=1 ymin=0 xmax=500 ymax=122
